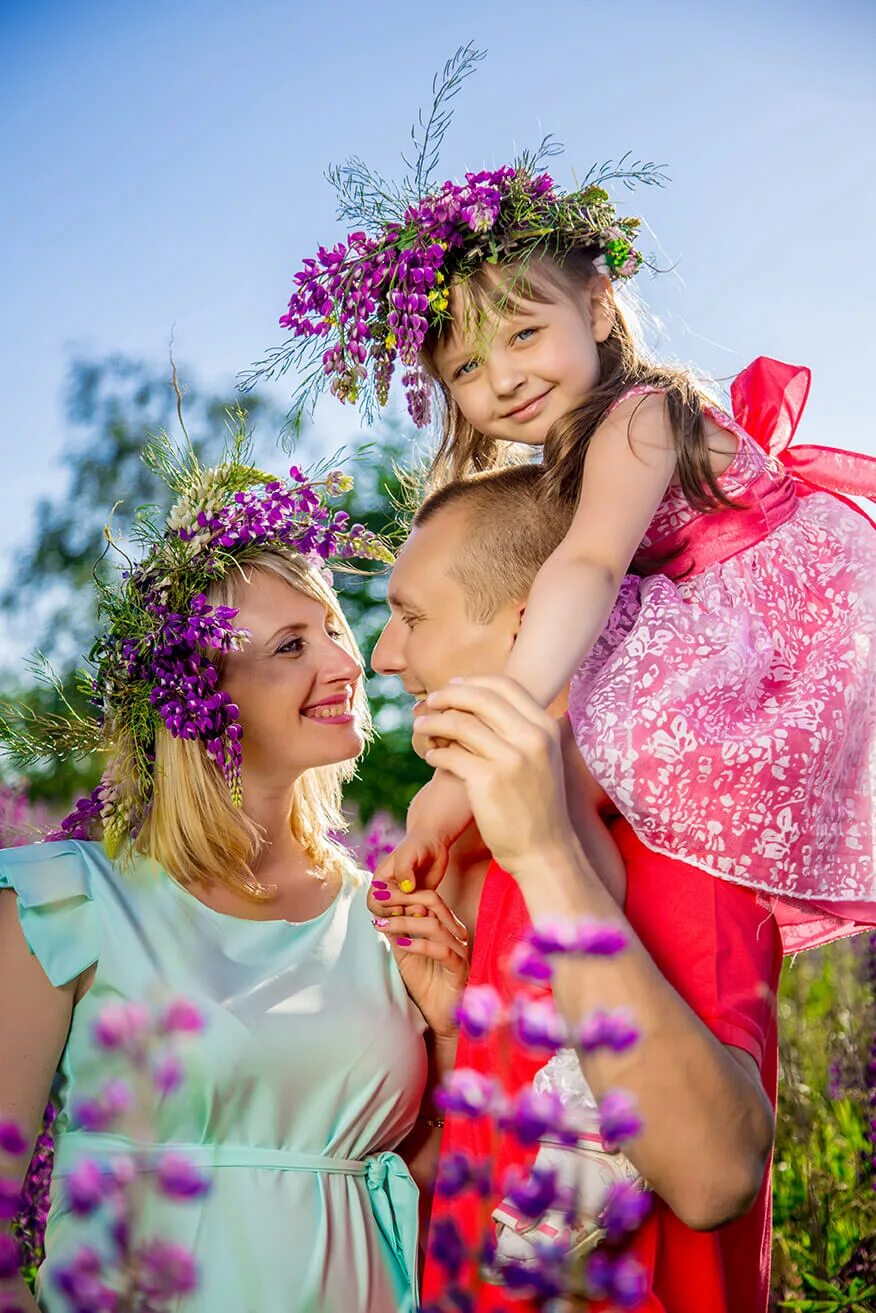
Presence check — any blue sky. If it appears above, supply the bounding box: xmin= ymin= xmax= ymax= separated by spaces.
xmin=2 ymin=0 xmax=874 ymax=580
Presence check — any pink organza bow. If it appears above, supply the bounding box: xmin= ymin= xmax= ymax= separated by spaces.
xmin=731 ymin=356 xmax=876 ymax=523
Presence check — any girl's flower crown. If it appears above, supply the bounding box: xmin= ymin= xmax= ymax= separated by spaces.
xmin=0 ymin=419 xmax=392 ymax=852
xmin=244 ymin=46 xmax=666 ymax=432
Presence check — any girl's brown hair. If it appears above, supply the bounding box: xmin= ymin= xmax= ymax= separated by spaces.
xmin=421 ymin=247 xmax=737 ymax=517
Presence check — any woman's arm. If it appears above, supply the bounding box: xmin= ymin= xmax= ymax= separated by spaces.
xmin=0 ymin=890 xmax=77 ymax=1311
xmin=503 ymin=393 xmax=677 ymax=706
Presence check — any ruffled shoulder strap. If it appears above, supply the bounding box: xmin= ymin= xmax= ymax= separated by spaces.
xmin=0 ymin=840 xmax=101 ymax=987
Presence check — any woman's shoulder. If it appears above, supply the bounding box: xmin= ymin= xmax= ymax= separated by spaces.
xmin=0 ymin=839 xmax=115 ymax=987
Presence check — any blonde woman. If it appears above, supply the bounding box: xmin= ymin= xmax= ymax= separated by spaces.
xmin=0 ymin=440 xmax=467 ymax=1312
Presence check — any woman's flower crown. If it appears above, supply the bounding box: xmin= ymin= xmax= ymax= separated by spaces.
xmin=244 ymin=47 xmax=666 ymax=432
xmin=0 ymin=419 xmax=392 ymax=852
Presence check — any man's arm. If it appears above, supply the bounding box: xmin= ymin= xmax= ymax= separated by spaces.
xmin=515 ymin=835 xmax=775 ymax=1230
xmin=417 ymin=675 xmax=776 ymax=1232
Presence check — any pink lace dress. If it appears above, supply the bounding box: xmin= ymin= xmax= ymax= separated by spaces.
xmin=568 ymin=358 xmax=876 ymax=951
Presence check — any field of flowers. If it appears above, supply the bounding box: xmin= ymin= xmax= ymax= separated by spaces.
xmin=1 ymin=798 xmax=873 ymax=1306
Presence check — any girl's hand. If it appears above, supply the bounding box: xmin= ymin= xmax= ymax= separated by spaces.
xmin=414 ymin=674 xmax=578 ymax=884
xmin=374 ymin=773 xmax=473 ymax=893
xmin=367 ymin=880 xmax=469 ymax=1039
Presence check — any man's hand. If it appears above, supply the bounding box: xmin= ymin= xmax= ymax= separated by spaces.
xmin=414 ymin=675 xmax=579 ymax=880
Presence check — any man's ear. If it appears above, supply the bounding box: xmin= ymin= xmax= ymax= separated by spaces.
xmin=590 ymin=276 xmax=616 ymax=344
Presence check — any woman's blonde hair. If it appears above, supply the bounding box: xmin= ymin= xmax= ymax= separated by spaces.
xmin=113 ymin=549 xmax=368 ymax=898
xmin=421 ymin=249 xmax=734 ymax=519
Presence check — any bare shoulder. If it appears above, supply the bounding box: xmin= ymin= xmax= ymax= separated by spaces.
xmin=597 ymin=390 xmax=675 ymax=456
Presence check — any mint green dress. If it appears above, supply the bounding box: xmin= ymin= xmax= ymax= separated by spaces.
xmin=0 ymin=840 xmax=428 ymax=1312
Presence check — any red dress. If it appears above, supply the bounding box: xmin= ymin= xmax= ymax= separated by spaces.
xmin=421 ymin=818 xmax=783 ymax=1313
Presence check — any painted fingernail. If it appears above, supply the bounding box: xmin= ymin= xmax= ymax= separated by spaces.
xmin=371 ymin=917 xmax=390 ymax=929
xmin=372 ymin=889 xmax=391 ymax=901
xmin=410 ymin=907 xmax=426 ymax=917
xmin=397 ymin=937 xmax=413 ymax=947
xmin=370 ymin=880 xmax=388 ymax=889
xmin=390 ymin=907 xmax=404 ymax=917
xmin=399 ymin=879 xmax=416 ymax=894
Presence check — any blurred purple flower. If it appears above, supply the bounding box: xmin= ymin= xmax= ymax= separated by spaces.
xmin=429 ymin=1216 xmax=466 ymax=1279
xmin=72 ymin=1077 xmax=133 ymax=1134
xmin=156 ymin=1152 xmax=211 ymax=1201
xmin=0 ymin=1122 xmax=27 ymax=1157
xmin=0 ymin=1232 xmax=20 ymax=1279
xmin=587 ymin=1251 xmax=648 ymax=1308
xmin=601 ymin=1181 xmax=652 ymax=1242
xmin=507 ymin=942 xmax=553 ymax=985
xmin=436 ymin=1069 xmax=502 ymax=1120
xmin=0 ymin=1177 xmax=23 ymax=1220
xmin=93 ymin=1001 xmax=150 ymax=1053
xmin=499 ymin=1088 xmax=571 ymax=1147
xmin=135 ymin=1238 xmax=198 ymax=1299
xmin=158 ymin=998 xmax=205 ymax=1036
xmin=509 ymin=998 xmax=568 ymax=1053
xmin=577 ymin=1008 xmax=640 ymax=1055
xmin=152 ymin=1054 xmax=185 ymax=1096
xmin=455 ymin=985 xmax=504 ymax=1040
xmin=599 ymin=1089 xmax=643 ymax=1150
xmin=574 ymin=922 xmax=629 ymax=956
xmin=503 ymin=1164 xmax=562 ymax=1219
xmin=52 ymin=1245 xmax=117 ymax=1312
xmin=64 ymin=1159 xmax=109 ymax=1216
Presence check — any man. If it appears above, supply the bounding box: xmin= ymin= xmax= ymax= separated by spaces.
xmin=371 ymin=464 xmax=782 ymax=1313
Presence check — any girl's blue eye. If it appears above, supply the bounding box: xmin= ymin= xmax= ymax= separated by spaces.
xmin=455 ymin=359 xmax=479 ymax=379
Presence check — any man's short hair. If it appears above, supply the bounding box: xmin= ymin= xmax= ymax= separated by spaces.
xmin=413 ymin=464 xmax=573 ymax=623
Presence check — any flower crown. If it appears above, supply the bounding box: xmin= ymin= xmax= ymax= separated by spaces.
xmin=0 ymin=420 xmax=392 ymax=853
xmin=244 ymin=47 xmax=666 ymax=431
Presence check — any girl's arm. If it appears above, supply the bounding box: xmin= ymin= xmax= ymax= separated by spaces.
xmin=0 ymin=891 xmax=77 ymax=1312
xmin=504 ymin=392 xmax=677 ymax=705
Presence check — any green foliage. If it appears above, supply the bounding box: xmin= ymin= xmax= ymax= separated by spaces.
xmin=771 ymin=938 xmax=876 ymax=1308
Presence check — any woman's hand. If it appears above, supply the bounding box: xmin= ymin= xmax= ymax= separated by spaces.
xmin=367 ymin=880 xmax=469 ymax=1039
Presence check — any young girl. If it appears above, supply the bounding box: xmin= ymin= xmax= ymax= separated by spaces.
xmin=272 ymin=159 xmax=876 ymax=949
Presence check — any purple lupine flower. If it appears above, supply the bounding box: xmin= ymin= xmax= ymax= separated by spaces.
xmin=499 ymin=1088 xmax=571 ymax=1147
xmin=0 ymin=1121 xmax=27 ymax=1156
xmin=574 ymin=921 xmax=628 ymax=956
xmin=455 ymin=985 xmax=504 ymax=1040
xmin=587 ymin=1251 xmax=649 ymax=1308
xmin=156 ymin=1152 xmax=211 ymax=1201
xmin=52 ymin=1245 xmax=116 ymax=1313
xmin=435 ymin=1069 xmax=502 ymax=1119
xmin=15 ymin=1102 xmax=54 ymax=1273
xmin=72 ymin=1078 xmax=133 ymax=1134
xmin=158 ymin=998 xmax=205 ymax=1036
xmin=599 ymin=1089 xmax=643 ymax=1150
xmin=526 ymin=918 xmax=579 ymax=956
xmin=152 ymin=1053 xmax=185 ymax=1096
xmin=64 ymin=1159 xmax=109 ymax=1216
xmin=0 ymin=1177 xmax=22 ymax=1219
xmin=93 ymin=1001 xmax=150 ymax=1053
xmin=506 ymin=941 xmax=553 ymax=985
xmin=135 ymin=1239 xmax=198 ymax=1300
xmin=434 ymin=1150 xmax=492 ymax=1200
xmin=0 ymin=1232 xmax=21 ymax=1279
xmin=509 ymin=997 xmax=568 ymax=1053
xmin=601 ymin=1181 xmax=652 ymax=1242
xmin=503 ymin=1164 xmax=562 ymax=1218
xmin=577 ymin=1008 xmax=640 ymax=1055
xmin=428 ymin=1216 xmax=466 ymax=1279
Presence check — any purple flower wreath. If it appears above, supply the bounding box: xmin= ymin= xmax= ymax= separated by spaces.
xmin=0 ymin=425 xmax=393 ymax=851
xmin=244 ymin=45 xmax=666 ymax=430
